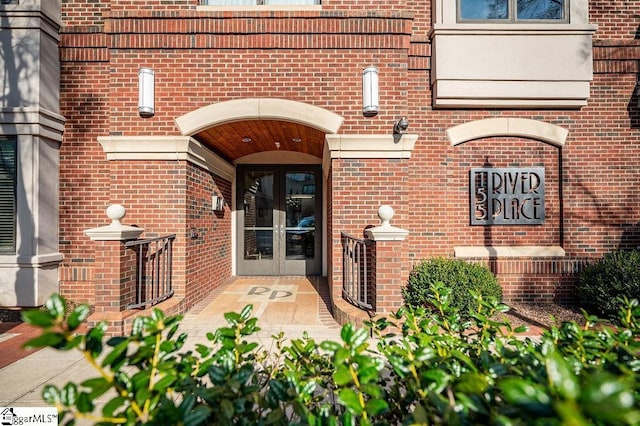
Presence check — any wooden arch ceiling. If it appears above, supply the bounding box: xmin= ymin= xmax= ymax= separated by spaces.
xmin=194 ymin=119 xmax=327 ymax=162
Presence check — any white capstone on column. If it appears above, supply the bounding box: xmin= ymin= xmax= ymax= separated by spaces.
xmin=84 ymin=204 xmax=145 ymax=241
xmin=365 ymin=205 xmax=409 ymax=241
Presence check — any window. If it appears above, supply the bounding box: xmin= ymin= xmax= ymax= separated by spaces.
xmin=202 ymin=0 xmax=319 ymax=5
xmin=459 ymin=0 xmax=566 ymax=22
xmin=431 ymin=0 xmax=594 ymax=108
xmin=0 ymin=137 xmax=16 ymax=253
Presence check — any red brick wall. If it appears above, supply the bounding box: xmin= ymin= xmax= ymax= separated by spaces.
xmin=58 ymin=0 xmax=640 ymax=311
xmin=184 ymin=163 xmax=233 ymax=307
xmin=329 ymin=158 xmax=409 ymax=306
xmin=58 ymin=58 xmax=110 ymax=305
xmin=444 ymin=137 xmax=560 ymax=248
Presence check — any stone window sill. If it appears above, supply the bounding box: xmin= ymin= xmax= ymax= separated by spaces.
xmin=430 ymin=23 xmax=597 ymax=108
xmin=454 ymin=246 xmax=565 ymax=258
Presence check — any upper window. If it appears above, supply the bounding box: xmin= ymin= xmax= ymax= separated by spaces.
xmin=0 ymin=137 xmax=17 ymax=254
xmin=431 ymin=0 xmax=595 ymax=108
xmin=459 ymin=0 xmax=567 ymax=22
xmin=201 ymin=0 xmax=319 ymax=5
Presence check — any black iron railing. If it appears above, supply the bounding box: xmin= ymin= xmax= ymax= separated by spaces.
xmin=125 ymin=234 xmax=176 ymax=309
xmin=341 ymin=232 xmax=373 ymax=311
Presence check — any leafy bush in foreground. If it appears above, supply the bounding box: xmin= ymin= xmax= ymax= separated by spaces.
xmin=403 ymin=257 xmax=502 ymax=319
xmin=578 ymin=249 xmax=640 ymax=322
xmin=23 ymin=283 xmax=640 ymax=425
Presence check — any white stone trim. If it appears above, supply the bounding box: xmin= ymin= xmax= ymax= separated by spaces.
xmin=175 ymin=98 xmax=344 ymax=136
xmin=433 ymin=80 xmax=591 ymax=109
xmin=447 ymin=118 xmax=568 ymax=147
xmin=84 ymin=225 xmax=144 ymax=242
xmin=0 ymin=253 xmax=64 ymax=267
xmin=197 ymin=5 xmax=321 ymax=11
xmin=84 ymin=204 xmax=145 ymax=242
xmin=97 ymin=136 xmax=236 ymax=181
xmin=325 ymin=134 xmax=418 ymax=159
xmin=0 ymin=107 xmax=66 ymax=142
xmin=365 ymin=205 xmax=409 ymax=241
xmin=454 ymin=246 xmax=566 ymax=258
xmin=431 ymin=24 xmax=598 ymax=35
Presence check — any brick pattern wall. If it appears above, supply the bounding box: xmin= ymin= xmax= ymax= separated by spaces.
xmin=58 ymin=55 xmax=110 ymax=305
xmin=185 ymin=163 xmax=233 ymax=307
xmin=92 ymin=241 xmax=137 ymax=312
xmin=448 ymin=137 xmax=560 ymax=247
xmin=330 ymin=158 xmax=409 ymax=307
xmin=58 ymin=0 xmax=640 ymax=312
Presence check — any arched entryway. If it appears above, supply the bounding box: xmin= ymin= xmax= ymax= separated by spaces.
xmin=175 ymin=98 xmax=344 ymax=277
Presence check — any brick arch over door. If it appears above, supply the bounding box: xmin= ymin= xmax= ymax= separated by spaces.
xmin=174 ymin=98 xmax=344 ymax=137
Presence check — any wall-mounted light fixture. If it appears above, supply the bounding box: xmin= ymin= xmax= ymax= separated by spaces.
xmin=635 ymin=78 xmax=640 ymax=107
xmin=393 ymin=117 xmax=409 ymax=134
xmin=362 ymin=66 xmax=379 ymax=117
xmin=138 ymin=68 xmax=155 ymax=118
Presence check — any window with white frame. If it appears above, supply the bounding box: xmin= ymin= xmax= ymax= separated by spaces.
xmin=431 ymin=0 xmax=595 ymax=108
xmin=458 ymin=0 xmax=567 ymax=21
xmin=0 ymin=137 xmax=17 ymax=253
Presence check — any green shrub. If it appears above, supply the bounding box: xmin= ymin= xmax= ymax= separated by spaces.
xmin=578 ymin=249 xmax=640 ymax=322
xmin=23 ymin=288 xmax=640 ymax=425
xmin=403 ymin=257 xmax=502 ymax=319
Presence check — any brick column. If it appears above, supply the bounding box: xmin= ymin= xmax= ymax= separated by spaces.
xmin=365 ymin=205 xmax=409 ymax=315
xmin=92 ymin=240 xmax=136 ymax=312
xmin=84 ymin=204 xmax=144 ymax=334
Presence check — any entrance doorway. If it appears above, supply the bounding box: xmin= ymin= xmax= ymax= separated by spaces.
xmin=237 ymin=165 xmax=322 ymax=276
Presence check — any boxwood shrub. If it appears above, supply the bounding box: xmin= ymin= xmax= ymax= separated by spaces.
xmin=403 ymin=257 xmax=502 ymax=319
xmin=577 ymin=249 xmax=640 ymax=322
xmin=22 ymin=286 xmax=640 ymax=426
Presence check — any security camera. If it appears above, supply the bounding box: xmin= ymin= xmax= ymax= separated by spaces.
xmin=394 ymin=117 xmax=409 ymax=134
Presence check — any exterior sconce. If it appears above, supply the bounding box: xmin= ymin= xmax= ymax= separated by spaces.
xmin=138 ymin=68 xmax=155 ymax=118
xmin=636 ymin=79 xmax=640 ymax=107
xmin=393 ymin=117 xmax=409 ymax=134
xmin=362 ymin=66 xmax=379 ymax=117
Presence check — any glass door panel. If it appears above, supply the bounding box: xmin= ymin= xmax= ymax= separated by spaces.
xmin=237 ymin=166 xmax=321 ymax=276
xmin=285 ymin=172 xmax=316 ymax=260
xmin=239 ymin=170 xmax=276 ymax=274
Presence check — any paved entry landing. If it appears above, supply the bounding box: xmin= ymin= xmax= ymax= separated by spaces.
xmin=180 ymin=277 xmax=341 ymax=343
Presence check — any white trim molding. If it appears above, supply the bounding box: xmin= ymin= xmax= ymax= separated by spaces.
xmin=97 ymin=136 xmax=236 ymax=181
xmin=0 ymin=107 xmax=65 ymax=142
xmin=447 ymin=118 xmax=568 ymax=147
xmin=325 ymin=134 xmax=418 ymax=159
xmin=175 ymin=98 xmax=344 ymax=136
xmin=323 ymin=134 xmax=418 ymax=179
xmin=454 ymin=246 xmax=566 ymax=258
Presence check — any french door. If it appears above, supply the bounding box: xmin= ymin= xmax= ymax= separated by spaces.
xmin=237 ymin=165 xmax=321 ymax=275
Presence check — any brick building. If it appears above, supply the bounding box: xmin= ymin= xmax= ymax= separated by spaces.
xmin=1 ymin=0 xmax=638 ymax=324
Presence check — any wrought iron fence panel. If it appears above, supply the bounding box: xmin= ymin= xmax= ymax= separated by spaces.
xmin=341 ymin=232 xmax=374 ymax=311
xmin=125 ymin=234 xmax=176 ymax=309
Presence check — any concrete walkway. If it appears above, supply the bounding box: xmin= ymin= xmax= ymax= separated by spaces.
xmin=0 ymin=276 xmax=342 ymax=408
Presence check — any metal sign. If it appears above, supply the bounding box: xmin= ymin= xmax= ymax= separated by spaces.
xmin=470 ymin=167 xmax=545 ymax=225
